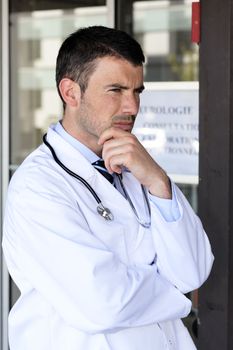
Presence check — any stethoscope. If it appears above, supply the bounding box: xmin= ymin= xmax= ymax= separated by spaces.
xmin=43 ymin=134 xmax=151 ymax=228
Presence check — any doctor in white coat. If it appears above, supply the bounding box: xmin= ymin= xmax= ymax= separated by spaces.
xmin=3 ymin=26 xmax=213 ymax=350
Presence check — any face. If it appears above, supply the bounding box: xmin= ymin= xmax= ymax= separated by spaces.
xmin=70 ymin=56 xmax=144 ymax=153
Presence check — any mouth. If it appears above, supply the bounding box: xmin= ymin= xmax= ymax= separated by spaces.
xmin=112 ymin=122 xmax=134 ymax=131
xmin=112 ymin=115 xmax=135 ymax=131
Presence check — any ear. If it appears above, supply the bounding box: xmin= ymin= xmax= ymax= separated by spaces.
xmin=58 ymin=78 xmax=81 ymax=108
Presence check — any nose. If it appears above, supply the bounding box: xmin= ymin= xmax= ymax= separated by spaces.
xmin=121 ymin=93 xmax=140 ymax=116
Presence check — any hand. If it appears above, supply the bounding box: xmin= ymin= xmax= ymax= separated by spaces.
xmin=98 ymin=127 xmax=172 ymax=199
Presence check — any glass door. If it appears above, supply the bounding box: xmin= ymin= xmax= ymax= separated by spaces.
xmin=132 ymin=0 xmax=199 ymax=343
xmin=9 ymin=0 xmax=108 ymax=307
xmin=10 ymin=0 xmax=107 ymax=169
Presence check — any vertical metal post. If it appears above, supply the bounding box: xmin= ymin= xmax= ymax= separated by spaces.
xmin=107 ymin=0 xmax=133 ymax=34
xmin=198 ymin=0 xmax=233 ymax=349
xmin=107 ymin=0 xmax=115 ymax=28
xmin=0 ymin=1 xmax=2 ymax=347
xmin=1 ymin=0 xmax=10 ymax=349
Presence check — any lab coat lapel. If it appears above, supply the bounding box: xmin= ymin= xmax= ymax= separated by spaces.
xmin=43 ymin=125 xmax=135 ymax=217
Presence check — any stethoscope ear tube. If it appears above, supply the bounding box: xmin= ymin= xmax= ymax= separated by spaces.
xmin=115 ymin=173 xmax=151 ymax=228
xmin=43 ymin=134 xmax=114 ymax=221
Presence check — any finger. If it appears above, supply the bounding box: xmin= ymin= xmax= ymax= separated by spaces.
xmin=102 ymin=135 xmax=136 ymax=155
xmin=98 ymin=127 xmax=129 ymax=145
xmin=108 ymin=154 xmax=127 ymax=174
xmin=103 ymin=144 xmax=133 ymax=173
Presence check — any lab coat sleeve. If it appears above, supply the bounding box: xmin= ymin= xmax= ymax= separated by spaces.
xmin=150 ymin=183 xmax=214 ymax=294
xmin=3 ymin=166 xmax=192 ymax=334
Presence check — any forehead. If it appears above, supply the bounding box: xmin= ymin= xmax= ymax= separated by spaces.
xmin=88 ymin=56 xmax=144 ymax=86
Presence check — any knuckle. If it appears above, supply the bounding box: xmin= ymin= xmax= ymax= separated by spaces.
xmin=128 ymin=135 xmax=137 ymax=145
xmin=127 ymin=144 xmax=135 ymax=153
xmin=126 ymin=151 xmax=134 ymax=162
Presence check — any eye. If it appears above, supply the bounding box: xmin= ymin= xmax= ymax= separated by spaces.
xmin=109 ymin=88 xmax=121 ymax=93
xmin=135 ymin=88 xmax=144 ymax=95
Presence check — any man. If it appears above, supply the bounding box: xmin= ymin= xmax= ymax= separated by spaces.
xmin=3 ymin=26 xmax=213 ymax=350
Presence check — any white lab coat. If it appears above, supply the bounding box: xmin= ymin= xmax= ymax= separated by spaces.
xmin=3 ymin=125 xmax=214 ymax=350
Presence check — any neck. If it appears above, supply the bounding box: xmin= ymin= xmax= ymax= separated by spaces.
xmin=61 ymin=118 xmax=102 ymax=157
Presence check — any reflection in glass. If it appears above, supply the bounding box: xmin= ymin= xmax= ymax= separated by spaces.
xmin=133 ymin=0 xmax=198 ymax=82
xmin=10 ymin=1 xmax=107 ymax=166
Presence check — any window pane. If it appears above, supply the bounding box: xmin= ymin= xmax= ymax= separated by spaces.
xmin=10 ymin=1 xmax=107 ymax=167
xmin=133 ymin=0 xmax=198 ymax=82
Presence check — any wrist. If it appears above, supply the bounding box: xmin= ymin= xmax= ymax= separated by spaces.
xmin=148 ymin=173 xmax=172 ymax=199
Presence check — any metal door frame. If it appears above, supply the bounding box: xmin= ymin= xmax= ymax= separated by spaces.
xmin=1 ymin=0 xmax=10 ymax=349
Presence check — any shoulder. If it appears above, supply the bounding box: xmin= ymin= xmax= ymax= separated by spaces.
xmin=8 ymin=145 xmax=72 ymax=201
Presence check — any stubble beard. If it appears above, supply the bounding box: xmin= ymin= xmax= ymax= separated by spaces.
xmin=78 ymin=100 xmax=111 ymax=141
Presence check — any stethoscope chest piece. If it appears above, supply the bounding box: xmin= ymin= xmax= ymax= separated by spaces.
xmin=97 ymin=203 xmax=114 ymax=221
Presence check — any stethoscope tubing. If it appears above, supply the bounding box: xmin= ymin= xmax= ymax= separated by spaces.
xmin=43 ymin=134 xmax=102 ymax=204
xmin=43 ymin=134 xmax=151 ymax=227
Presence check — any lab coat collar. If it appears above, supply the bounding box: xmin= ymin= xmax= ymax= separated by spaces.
xmin=54 ymin=121 xmax=99 ymax=164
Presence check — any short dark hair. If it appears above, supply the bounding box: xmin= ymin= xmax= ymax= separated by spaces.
xmin=56 ymin=26 xmax=145 ymax=105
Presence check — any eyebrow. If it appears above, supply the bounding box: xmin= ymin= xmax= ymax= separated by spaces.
xmin=104 ymin=83 xmax=145 ymax=93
